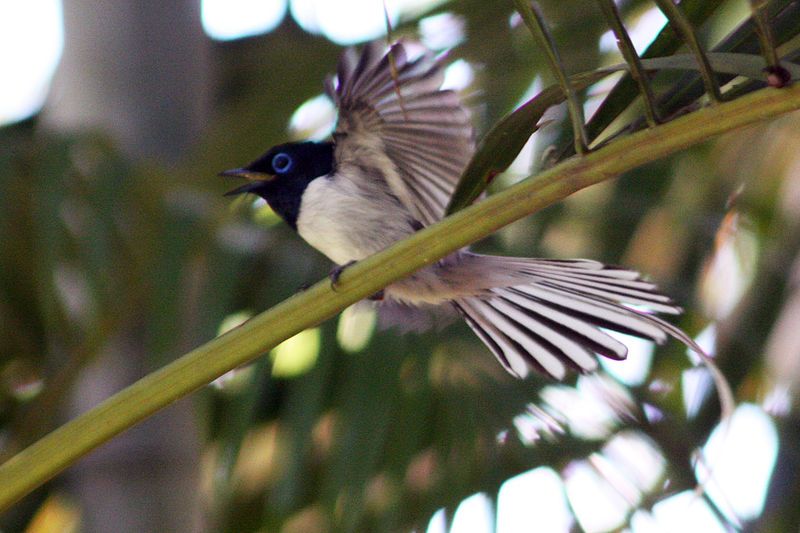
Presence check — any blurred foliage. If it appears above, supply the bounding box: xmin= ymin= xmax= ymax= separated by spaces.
xmin=2 ymin=0 xmax=800 ymax=532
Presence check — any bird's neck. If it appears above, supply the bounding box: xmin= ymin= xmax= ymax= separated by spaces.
xmin=264 ymin=180 xmax=310 ymax=230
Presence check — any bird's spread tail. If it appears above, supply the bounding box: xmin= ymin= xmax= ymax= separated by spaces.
xmin=453 ymin=257 xmax=683 ymax=380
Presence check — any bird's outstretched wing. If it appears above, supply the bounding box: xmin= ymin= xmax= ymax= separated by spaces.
xmin=326 ymin=40 xmax=474 ymax=226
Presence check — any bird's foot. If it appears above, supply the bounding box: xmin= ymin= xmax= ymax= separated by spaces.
xmin=329 ymin=260 xmax=357 ymax=290
xmin=329 ymin=261 xmax=385 ymax=299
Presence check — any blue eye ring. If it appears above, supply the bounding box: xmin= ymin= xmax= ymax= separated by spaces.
xmin=272 ymin=152 xmax=293 ymax=174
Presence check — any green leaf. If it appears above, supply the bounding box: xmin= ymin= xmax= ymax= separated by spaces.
xmin=446 ymin=70 xmax=608 ymax=214
xmin=445 ymin=53 xmax=798 ymax=215
xmin=648 ymin=1 xmax=800 ymax=124
xmin=583 ymin=0 xmax=727 ymax=144
xmin=638 ymin=53 xmax=800 ymax=79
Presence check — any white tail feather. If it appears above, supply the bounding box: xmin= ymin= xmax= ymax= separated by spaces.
xmin=453 ymin=258 xmax=684 ymax=380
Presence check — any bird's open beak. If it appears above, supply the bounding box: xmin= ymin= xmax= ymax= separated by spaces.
xmin=220 ymin=168 xmax=274 ymax=196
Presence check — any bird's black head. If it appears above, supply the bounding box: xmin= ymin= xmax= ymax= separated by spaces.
xmin=222 ymin=141 xmax=334 ymax=229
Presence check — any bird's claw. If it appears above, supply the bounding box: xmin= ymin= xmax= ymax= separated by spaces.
xmin=329 ymin=262 xmax=384 ymax=300
xmin=329 ymin=260 xmax=357 ymax=290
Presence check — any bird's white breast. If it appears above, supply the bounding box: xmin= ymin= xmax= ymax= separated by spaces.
xmin=296 ymin=172 xmax=415 ymax=265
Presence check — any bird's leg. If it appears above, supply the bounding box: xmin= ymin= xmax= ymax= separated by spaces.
xmin=329 ymin=260 xmax=357 ymax=290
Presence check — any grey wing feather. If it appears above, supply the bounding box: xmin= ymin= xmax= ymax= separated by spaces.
xmin=328 ymin=40 xmax=475 ymax=225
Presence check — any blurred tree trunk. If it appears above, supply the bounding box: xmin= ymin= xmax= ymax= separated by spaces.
xmin=43 ymin=0 xmax=211 ymax=162
xmin=68 ymin=334 xmax=204 ymax=533
xmin=41 ymin=1 xmax=211 ymax=532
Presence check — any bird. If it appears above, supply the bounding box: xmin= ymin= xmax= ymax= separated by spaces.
xmin=222 ymin=40 xmax=686 ymax=381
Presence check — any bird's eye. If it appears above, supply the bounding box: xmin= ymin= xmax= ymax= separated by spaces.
xmin=272 ymin=152 xmax=293 ymax=174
